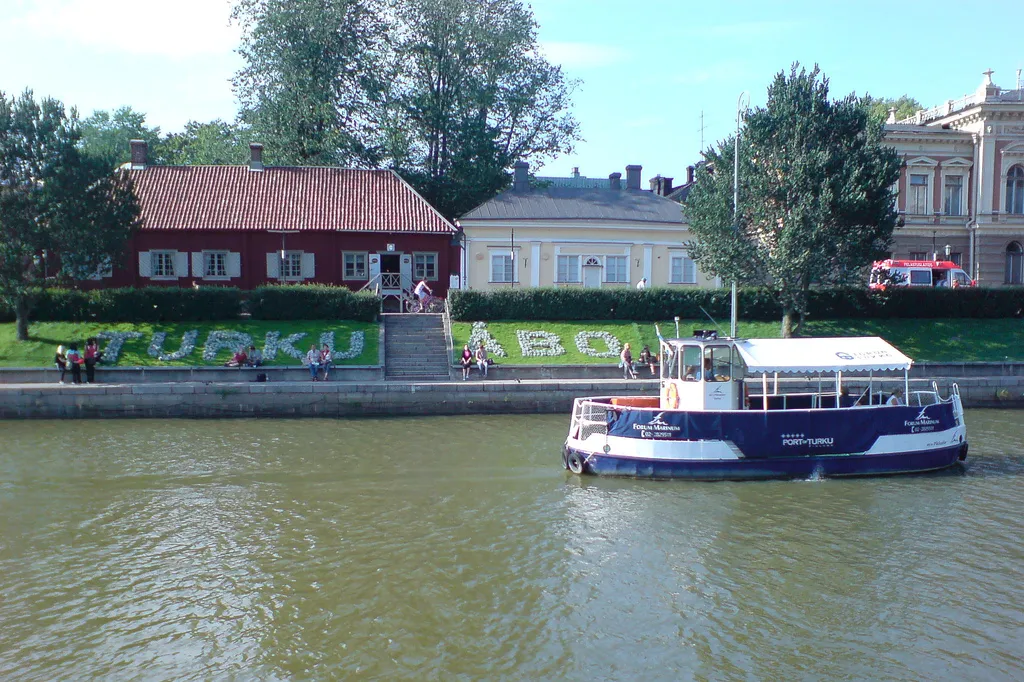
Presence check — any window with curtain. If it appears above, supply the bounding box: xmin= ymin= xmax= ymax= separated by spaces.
xmin=414 ymin=252 xmax=437 ymax=280
xmin=1006 ymin=242 xmax=1023 ymax=284
xmin=152 ymin=251 xmax=176 ymax=277
xmin=909 ymin=174 xmax=929 ymax=214
xmin=343 ymin=252 xmax=367 ymax=279
xmin=281 ymin=251 xmax=303 ymax=278
xmin=944 ymin=175 xmax=963 ymax=216
xmin=670 ymin=253 xmax=696 ymax=284
xmin=490 ymin=253 xmax=514 ymax=282
xmin=556 ymin=255 xmax=580 ymax=282
xmin=1006 ymin=166 xmax=1024 ymax=214
xmin=204 ymin=251 xmax=227 ymax=278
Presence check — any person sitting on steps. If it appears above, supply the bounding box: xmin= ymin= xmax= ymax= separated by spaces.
xmin=460 ymin=344 xmax=473 ymax=380
xmin=319 ymin=343 xmax=333 ymax=380
xmin=475 ymin=342 xmax=489 ymax=378
xmin=305 ymin=344 xmax=322 ymax=381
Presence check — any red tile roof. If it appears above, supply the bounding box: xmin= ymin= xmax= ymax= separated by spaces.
xmin=128 ymin=165 xmax=455 ymax=234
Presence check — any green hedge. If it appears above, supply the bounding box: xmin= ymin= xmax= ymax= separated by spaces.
xmin=248 ymin=284 xmax=380 ymax=322
xmin=448 ymin=286 xmax=1024 ymax=321
xmin=0 ymin=287 xmax=244 ymax=322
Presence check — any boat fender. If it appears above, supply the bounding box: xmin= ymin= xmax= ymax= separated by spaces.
xmin=958 ymin=443 xmax=969 ymax=461
xmin=666 ymin=383 xmax=680 ymax=410
xmin=567 ymin=452 xmax=585 ymax=475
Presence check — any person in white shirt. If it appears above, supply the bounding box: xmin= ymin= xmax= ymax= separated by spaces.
xmin=305 ymin=344 xmax=321 ymax=381
xmin=413 ymin=279 xmax=433 ymax=311
xmin=636 ymin=277 xmax=647 ymax=290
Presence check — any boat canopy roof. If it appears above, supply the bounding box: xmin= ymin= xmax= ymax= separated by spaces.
xmin=733 ymin=337 xmax=913 ymax=373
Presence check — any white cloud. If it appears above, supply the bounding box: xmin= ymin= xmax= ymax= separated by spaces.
xmin=541 ymin=41 xmax=627 ymax=69
xmin=7 ymin=0 xmax=241 ymax=58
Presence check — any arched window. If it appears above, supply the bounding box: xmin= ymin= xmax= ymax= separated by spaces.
xmin=1007 ymin=242 xmax=1024 ymax=285
xmin=1007 ymin=166 xmax=1024 ymax=214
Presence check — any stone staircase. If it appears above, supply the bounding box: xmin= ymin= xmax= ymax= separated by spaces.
xmin=383 ymin=313 xmax=451 ymax=380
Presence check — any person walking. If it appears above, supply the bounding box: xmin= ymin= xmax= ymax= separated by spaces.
xmin=636 ymin=277 xmax=647 ymax=290
xmin=54 ymin=345 xmax=68 ymax=384
xmin=65 ymin=344 xmax=83 ymax=384
xmin=474 ymin=342 xmax=489 ymax=378
xmin=305 ymin=344 xmax=321 ymax=381
xmin=460 ymin=344 xmax=473 ymax=380
xmin=620 ymin=343 xmax=637 ymax=379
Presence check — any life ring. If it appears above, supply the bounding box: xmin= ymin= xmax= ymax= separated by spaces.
xmin=665 ymin=382 xmax=680 ymax=410
xmin=567 ymin=451 xmax=585 ymax=475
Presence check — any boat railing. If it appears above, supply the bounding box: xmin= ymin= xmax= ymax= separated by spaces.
xmin=568 ymin=398 xmax=611 ymax=442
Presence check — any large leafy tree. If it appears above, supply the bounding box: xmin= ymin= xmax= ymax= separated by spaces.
xmin=0 ymin=90 xmax=142 ymax=341
xmin=161 ymin=119 xmax=253 ymax=165
xmin=383 ymin=0 xmax=580 ymax=218
xmin=232 ymin=0 xmax=390 ymax=166
xmin=230 ymin=0 xmax=579 ymax=219
xmin=79 ymin=106 xmax=163 ymax=166
xmin=862 ymin=94 xmax=921 ymax=126
xmin=685 ymin=65 xmax=901 ymax=337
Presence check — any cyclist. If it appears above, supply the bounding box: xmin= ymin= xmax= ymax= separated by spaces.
xmin=413 ymin=279 xmax=433 ymax=313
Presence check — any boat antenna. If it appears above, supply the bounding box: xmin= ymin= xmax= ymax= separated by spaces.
xmin=698 ymin=306 xmax=724 ymax=337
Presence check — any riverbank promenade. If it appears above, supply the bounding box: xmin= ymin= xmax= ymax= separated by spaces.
xmin=0 ymin=372 xmax=1021 ymax=418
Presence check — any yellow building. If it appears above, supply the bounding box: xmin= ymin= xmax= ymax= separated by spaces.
xmin=457 ymin=162 xmax=715 ymax=291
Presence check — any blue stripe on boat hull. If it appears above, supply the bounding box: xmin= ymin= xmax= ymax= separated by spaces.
xmin=564 ymin=445 xmax=965 ymax=481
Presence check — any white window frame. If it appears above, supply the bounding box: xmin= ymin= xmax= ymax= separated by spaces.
xmin=603 ymin=255 xmax=629 ymax=283
xmin=908 ymin=174 xmax=930 ymax=215
xmin=343 ymin=251 xmax=368 ymax=280
xmin=943 ymin=174 xmax=964 ymax=216
xmin=281 ymin=251 xmax=303 ymax=280
xmin=151 ymin=250 xmax=176 ymax=279
xmin=203 ymin=250 xmax=229 ymax=279
xmin=669 ymin=251 xmax=697 ymax=284
xmin=556 ymin=255 xmax=581 ymax=283
xmin=1007 ymin=165 xmax=1024 ymax=215
xmin=413 ymin=252 xmax=438 ymax=281
xmin=489 ymin=251 xmax=517 ymax=283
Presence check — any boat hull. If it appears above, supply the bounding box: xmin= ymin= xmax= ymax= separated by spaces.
xmin=564 ymin=397 xmax=969 ymax=480
xmin=563 ymin=443 xmax=966 ymax=480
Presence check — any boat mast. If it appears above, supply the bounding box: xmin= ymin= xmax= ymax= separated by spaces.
xmin=732 ymin=92 xmax=749 ymax=338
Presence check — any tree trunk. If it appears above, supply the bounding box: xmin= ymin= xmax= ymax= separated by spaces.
xmin=15 ymin=295 xmax=30 ymax=341
xmin=781 ymin=309 xmax=797 ymax=338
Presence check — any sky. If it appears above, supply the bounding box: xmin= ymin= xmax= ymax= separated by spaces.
xmin=2 ymin=0 xmax=1023 ymax=182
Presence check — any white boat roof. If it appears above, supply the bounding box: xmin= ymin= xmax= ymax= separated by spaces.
xmin=733 ymin=337 xmax=913 ymax=373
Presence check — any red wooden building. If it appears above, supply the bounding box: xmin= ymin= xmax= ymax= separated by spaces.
xmin=91 ymin=141 xmax=460 ymax=300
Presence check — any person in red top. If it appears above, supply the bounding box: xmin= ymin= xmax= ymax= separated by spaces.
xmin=225 ymin=347 xmax=248 ymax=368
xmin=84 ymin=338 xmax=102 ymax=383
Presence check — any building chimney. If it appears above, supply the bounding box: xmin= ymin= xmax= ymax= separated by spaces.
xmin=249 ymin=143 xmax=264 ymax=172
xmin=572 ymin=166 xmax=580 ymax=178
xmin=513 ymin=161 xmax=529 ymax=192
xmin=661 ymin=176 xmax=673 ymax=195
xmin=609 ymin=172 xmax=622 ymax=190
xmin=625 ymin=164 xmax=642 ymax=190
xmin=129 ymin=139 xmax=147 ymax=169
xmin=649 ymin=175 xmax=674 ymax=196
xmin=686 ymin=165 xmax=695 ymax=184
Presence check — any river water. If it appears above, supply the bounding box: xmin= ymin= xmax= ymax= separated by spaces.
xmin=0 ymin=411 xmax=1021 ymax=681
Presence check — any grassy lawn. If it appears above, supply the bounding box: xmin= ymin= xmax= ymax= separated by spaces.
xmin=452 ymin=319 xmax=1024 ymax=364
xmin=0 ymin=321 xmax=379 ymax=367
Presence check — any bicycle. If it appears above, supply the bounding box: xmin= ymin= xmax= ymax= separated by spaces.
xmin=403 ymin=293 xmax=444 ymax=313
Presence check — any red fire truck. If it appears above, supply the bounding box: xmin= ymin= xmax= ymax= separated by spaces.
xmin=869 ymin=259 xmax=975 ymax=290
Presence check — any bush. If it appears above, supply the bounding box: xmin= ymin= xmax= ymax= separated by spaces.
xmin=248 ymin=284 xmax=379 ymax=322
xmin=449 ymin=286 xmax=1024 ymax=321
xmin=0 ymin=287 xmax=245 ymax=322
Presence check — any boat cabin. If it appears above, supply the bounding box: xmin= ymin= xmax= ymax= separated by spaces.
xmin=658 ymin=333 xmax=915 ymax=412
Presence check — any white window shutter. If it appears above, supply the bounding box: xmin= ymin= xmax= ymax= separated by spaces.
xmin=301 ymin=252 xmax=315 ymax=279
xmin=266 ymin=253 xmax=279 ymax=279
xmin=192 ymin=252 xmax=204 ymax=278
xmin=174 ymin=251 xmax=188 ymax=278
xmin=227 ymin=252 xmax=241 ymax=278
xmin=138 ymin=251 xmax=152 ymax=277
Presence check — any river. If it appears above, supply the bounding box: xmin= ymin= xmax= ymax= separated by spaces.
xmin=0 ymin=411 xmax=1021 ymax=681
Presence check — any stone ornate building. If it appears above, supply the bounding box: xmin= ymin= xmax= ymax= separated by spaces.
xmin=885 ymin=69 xmax=1024 ymax=285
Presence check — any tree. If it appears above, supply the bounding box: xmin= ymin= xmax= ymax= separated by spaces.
xmin=161 ymin=119 xmax=252 ymax=165
xmin=0 ymin=90 xmax=142 ymax=341
xmin=861 ymin=94 xmax=922 ymax=126
xmin=231 ymin=0 xmax=580 ymax=219
xmin=232 ymin=0 xmax=390 ymax=166
xmin=79 ymin=106 xmax=162 ymax=166
xmin=685 ymin=65 xmax=902 ymax=337
xmin=383 ymin=0 xmax=580 ymax=218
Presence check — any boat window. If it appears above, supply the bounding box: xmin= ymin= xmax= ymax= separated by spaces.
xmin=705 ymin=345 xmax=731 ymax=382
xmin=681 ymin=345 xmax=702 ymax=381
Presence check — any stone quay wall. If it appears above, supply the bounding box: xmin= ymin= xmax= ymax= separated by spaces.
xmin=0 ymin=375 xmax=1020 ymax=420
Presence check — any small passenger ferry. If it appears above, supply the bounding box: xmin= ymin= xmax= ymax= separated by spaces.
xmin=564 ymin=332 xmax=968 ymax=480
